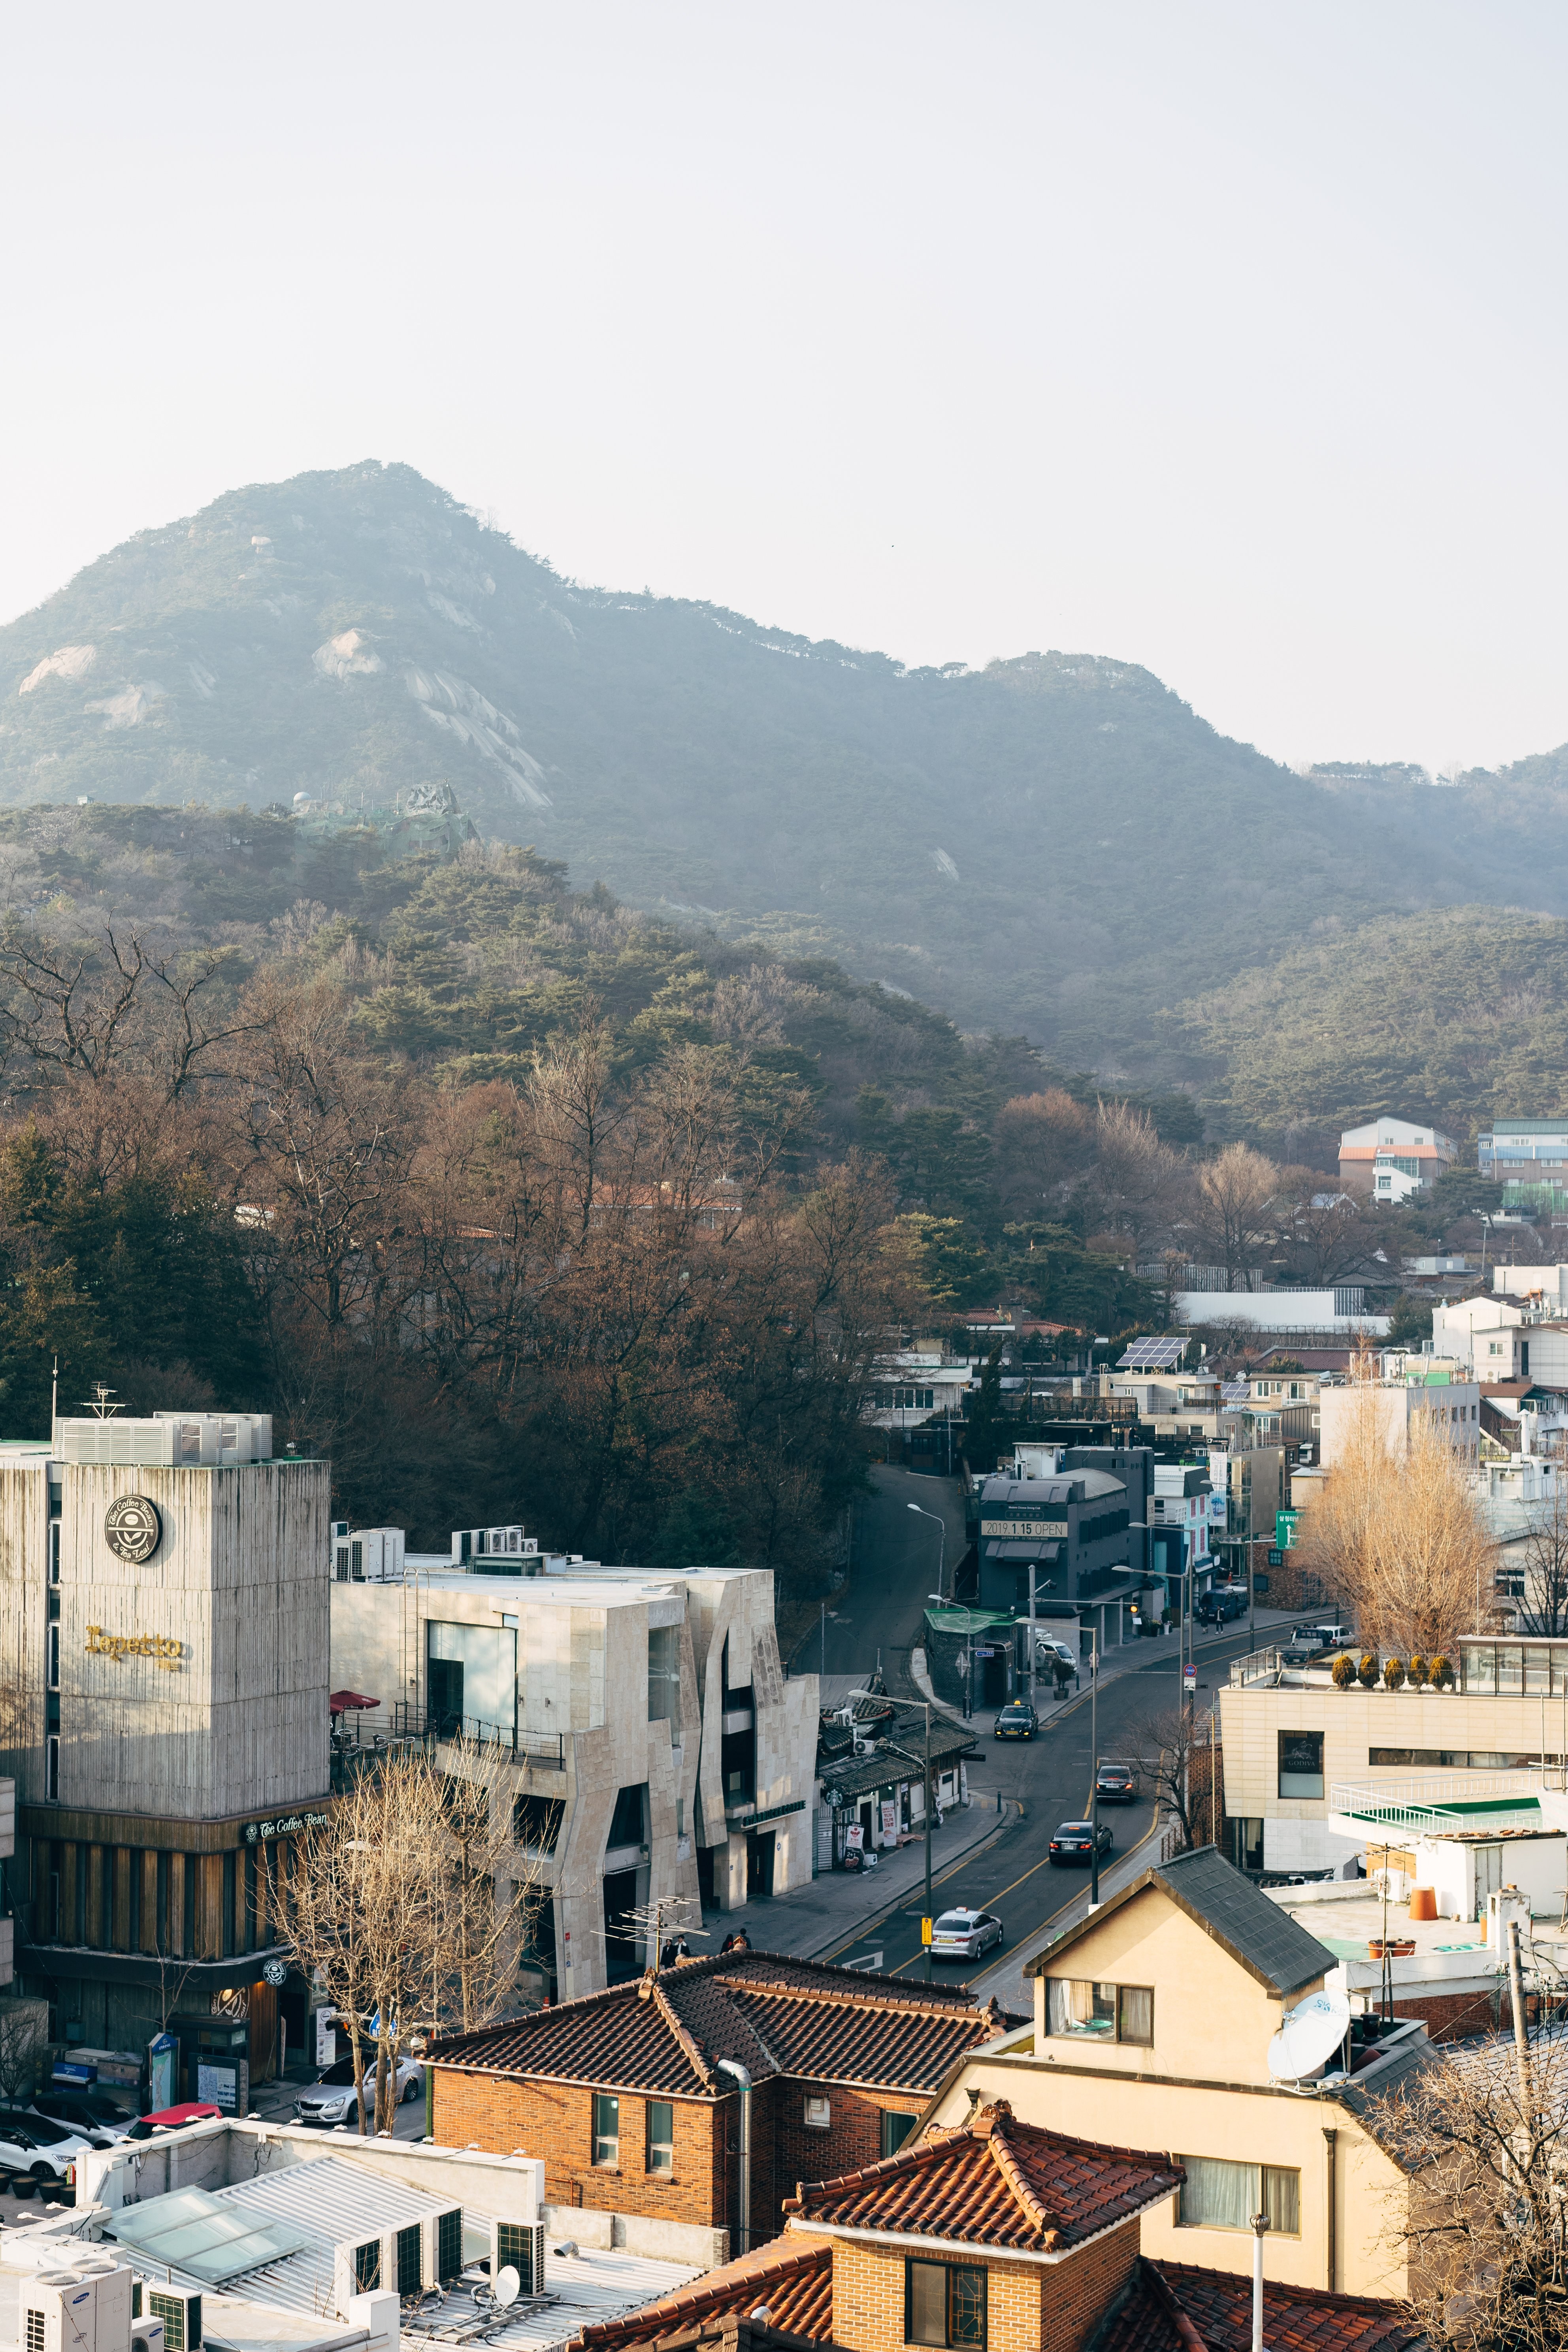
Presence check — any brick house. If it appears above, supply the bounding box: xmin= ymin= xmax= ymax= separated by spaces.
xmin=567 ymin=2099 xmax=1421 ymax=2352
xmin=428 ymin=1952 xmax=1018 ymax=2248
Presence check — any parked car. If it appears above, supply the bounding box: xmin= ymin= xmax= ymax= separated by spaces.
xmin=1196 ymin=1590 xmax=1247 ymax=1626
xmin=29 ymin=2090 xmax=139 ymax=2143
xmin=124 ymin=2102 xmax=223 ymax=2140
xmin=1280 ymin=1638 xmax=1327 ymax=1668
xmin=1049 ymin=1820 xmax=1114 ymax=1865
xmin=1093 ymin=1761 xmax=1139 ymax=1804
xmin=1310 ymin=1623 xmax=1353 ymax=1649
xmin=993 ymin=1701 xmax=1038 ymax=1741
xmin=0 ymin=2110 xmax=101 ymax=2182
xmin=929 ymin=1908 xmax=1004 ymax=1961
xmin=295 ymin=2053 xmax=423 ymax=2126
xmin=1034 ymin=1636 xmax=1078 ymax=1674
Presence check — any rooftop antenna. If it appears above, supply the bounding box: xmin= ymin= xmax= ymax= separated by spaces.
xmin=81 ymin=1385 xmax=122 ymax=1419
xmin=50 ymin=1355 xmax=57 ymax=1425
xmin=491 ymin=2267 xmax=521 ymax=2312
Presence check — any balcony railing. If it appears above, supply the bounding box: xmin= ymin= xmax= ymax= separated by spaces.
xmin=1229 ymin=1647 xmax=1284 ymax=1687
xmin=390 ymin=1703 xmax=565 ymax=1770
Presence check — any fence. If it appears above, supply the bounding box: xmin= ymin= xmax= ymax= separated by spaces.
xmin=390 ymin=1703 xmax=565 ymax=1769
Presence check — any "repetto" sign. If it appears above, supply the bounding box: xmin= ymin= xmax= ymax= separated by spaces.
xmin=85 ymin=1626 xmax=185 ymax=1672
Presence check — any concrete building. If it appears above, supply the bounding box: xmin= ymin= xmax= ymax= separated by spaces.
xmin=1209 ymin=1446 xmax=1289 ymax=1548
xmin=975 ymin=1451 xmax=1150 ymax=1643
xmin=1218 ymin=1632 xmax=1568 ymax=1874
xmin=1317 ymin=1370 xmax=1480 ymax=1468
xmin=330 ymin=1554 xmax=818 ymax=1998
xmin=2 ymin=1410 xmax=330 ymax=2091
xmin=1478 ymin=1121 xmax=1568 ymax=1214
xmin=1175 ymin=1290 xmax=1390 ymax=1336
xmin=1338 ymin=1117 xmax=1456 ymax=1202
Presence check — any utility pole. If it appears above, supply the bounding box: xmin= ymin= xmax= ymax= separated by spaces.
xmin=1089 ymin=1630 xmax=1101 ymax=1907
xmin=1027 ymin=1562 xmax=1037 ymax=1707
xmin=908 ymin=1502 xmax=946 ymax=1601
xmin=923 ymin=1701 xmax=933 ymax=1983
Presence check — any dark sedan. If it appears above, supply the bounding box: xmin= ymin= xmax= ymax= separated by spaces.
xmin=993 ymin=1702 xmax=1038 ymax=1741
xmin=1094 ymin=1761 xmax=1139 ymax=1804
xmin=1049 ymin=1820 xmax=1114 ymax=1865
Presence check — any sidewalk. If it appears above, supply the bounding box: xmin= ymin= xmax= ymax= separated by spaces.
xmin=696 ymin=1781 xmax=1020 ymax=1966
xmin=911 ymin=1605 xmax=1303 ymax=1732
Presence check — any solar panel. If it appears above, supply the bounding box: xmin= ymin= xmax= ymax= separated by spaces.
xmin=1116 ymin=1336 xmax=1186 ymax=1370
xmin=1221 ymin=1379 xmax=1250 ymax=1404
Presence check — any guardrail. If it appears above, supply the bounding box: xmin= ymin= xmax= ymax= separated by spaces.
xmin=1329 ymin=1768 xmax=1549 ymax=1831
xmin=1229 ymin=1647 xmax=1283 ymax=1687
xmin=390 ymin=1703 xmax=565 ymax=1769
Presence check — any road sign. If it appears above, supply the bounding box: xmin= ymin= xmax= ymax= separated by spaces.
xmin=973 ymin=1645 xmax=997 ymax=1658
xmin=1183 ymin=1664 xmax=1197 ymax=1688
xmin=921 ymin=1917 xmax=933 ymax=1946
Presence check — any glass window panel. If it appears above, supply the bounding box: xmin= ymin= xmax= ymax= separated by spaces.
xmin=646 ymin=2100 xmax=673 ymax=2173
xmin=1278 ymin=1731 xmax=1324 ymax=1799
xmin=592 ymin=2092 xmax=619 ymax=2166
xmin=949 ymin=2269 xmax=986 ymax=2350
xmin=1048 ymin=1979 xmax=1117 ymax=2036
xmin=1464 ymin=1643 xmax=1496 ymax=1694
xmin=1553 ymin=1653 xmax=1568 ymax=1698
xmin=1526 ymin=1647 xmax=1552 ymax=1694
xmin=1263 ymin=2167 xmax=1300 ymax=2235
xmin=1178 ymin=2155 xmax=1255 ymax=2231
xmin=909 ymin=2263 xmax=948 ymax=2346
xmin=1119 ymin=1986 xmax=1154 ymax=2045
xmin=1498 ymin=1646 xmax=1524 ymax=1694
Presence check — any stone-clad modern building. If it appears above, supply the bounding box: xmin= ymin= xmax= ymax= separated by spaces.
xmin=2 ymin=1410 xmax=331 ymax=2094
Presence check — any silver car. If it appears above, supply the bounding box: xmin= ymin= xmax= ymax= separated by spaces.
xmin=295 ymin=2054 xmax=423 ymax=2126
xmin=929 ymin=1907 xmax=1004 ymax=1962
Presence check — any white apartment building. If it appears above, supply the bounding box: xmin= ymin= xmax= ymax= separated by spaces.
xmin=330 ymin=1549 xmax=818 ymax=2000
xmin=1338 ymin=1116 xmax=1456 ymax=1202
xmin=1317 ymin=1372 xmax=1480 ymax=1468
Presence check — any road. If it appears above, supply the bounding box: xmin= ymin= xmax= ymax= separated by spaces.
xmin=791 ymin=1467 xmax=1263 ymax=1993
xmin=818 ymin=1620 xmax=1263 ymax=1989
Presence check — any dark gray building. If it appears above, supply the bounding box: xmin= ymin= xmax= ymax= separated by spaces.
xmin=977 ymin=1466 xmax=1139 ymax=1627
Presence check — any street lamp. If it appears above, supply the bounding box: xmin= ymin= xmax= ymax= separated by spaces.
xmin=852 ymin=1686 xmax=934 ymax=1983
xmin=908 ymin=1502 xmax=946 ymax=1600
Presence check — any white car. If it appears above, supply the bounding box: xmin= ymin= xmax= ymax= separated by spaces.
xmin=930 ymin=1907 xmax=1004 ymax=1962
xmin=1034 ymin=1637 xmax=1078 ymax=1672
xmin=295 ymin=2054 xmax=423 ymax=2126
xmin=0 ymin=2110 xmax=100 ymax=2183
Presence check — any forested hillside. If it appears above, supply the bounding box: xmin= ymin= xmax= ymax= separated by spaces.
xmin=5 ymin=459 xmax=1560 ymax=1084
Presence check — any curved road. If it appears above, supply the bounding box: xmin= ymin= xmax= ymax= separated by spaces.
xmin=793 ymin=1466 xmax=1263 ymax=1994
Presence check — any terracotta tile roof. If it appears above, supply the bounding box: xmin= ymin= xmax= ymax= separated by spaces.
xmin=784 ymin=2098 xmax=1182 ymax=2254
xmin=574 ymin=2241 xmax=833 ymax=2352
xmin=1095 ymin=2261 xmax=1421 ymax=2352
xmin=430 ymin=1952 xmax=1015 ymax=2099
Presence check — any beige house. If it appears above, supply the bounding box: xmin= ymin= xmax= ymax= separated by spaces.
xmin=914 ymin=1849 xmax=1427 ymax=2299
xmin=1318 ymin=1373 xmax=1479 ymax=1469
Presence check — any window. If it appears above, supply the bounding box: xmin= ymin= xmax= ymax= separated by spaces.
xmin=804 ymin=2095 xmax=831 ymax=2129
xmin=592 ymin=2092 xmax=619 ymax=2167
xmin=607 ymin=1784 xmax=649 ymax=1850
xmin=1278 ymin=1730 xmax=1323 ymax=1799
xmin=513 ymin=1794 xmax=565 ymax=1854
xmin=45 ymin=1625 xmax=59 ymax=1692
xmin=646 ymin=2100 xmax=674 ymax=2174
xmin=1178 ymin=2158 xmax=1299 ymax=2235
xmin=44 ymin=1736 xmax=58 ymax=1802
xmin=907 ymin=2260 xmax=986 ymax=2350
xmin=1046 ymin=1980 xmax=1153 ymax=2045
xmin=881 ymin=2109 xmax=918 ymax=2160
xmin=648 ymin=1625 xmax=683 ymax=1749
xmin=1233 ymin=1818 xmax=1264 ymax=1871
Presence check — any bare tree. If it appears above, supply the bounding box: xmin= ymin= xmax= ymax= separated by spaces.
xmin=1366 ymin=2029 xmax=1568 ymax=2352
xmin=1083 ymin=1100 xmax=1190 ymax=1258
xmin=1192 ymin=1142 xmax=1280 ymax=1286
xmin=1513 ymin=1481 xmax=1568 ymax=1637
xmin=0 ymin=1999 xmax=47 ymax=2106
xmin=1130 ymin=1704 xmax=1208 ymax=1854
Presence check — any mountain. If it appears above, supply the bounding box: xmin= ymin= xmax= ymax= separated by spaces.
xmin=3 ymin=458 xmax=1566 ymax=1081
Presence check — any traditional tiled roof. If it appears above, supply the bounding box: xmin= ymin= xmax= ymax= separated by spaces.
xmin=1027 ymin=1847 xmax=1335 ymax=2000
xmin=575 ymin=2242 xmax=833 ymax=2352
xmin=1095 ymin=2260 xmax=1422 ymax=2352
xmin=783 ymin=2099 xmax=1182 ymax=2254
xmin=430 ymin=1952 xmax=1016 ymax=2099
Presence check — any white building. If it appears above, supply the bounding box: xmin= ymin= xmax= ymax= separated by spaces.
xmin=1317 ymin=1372 xmax=1480 ymax=1468
xmin=1338 ymin=1116 xmax=1457 ymax=1202
xmin=331 ymin=1550 xmax=818 ymax=1999
xmin=1175 ymin=1289 xmax=1390 ymax=1336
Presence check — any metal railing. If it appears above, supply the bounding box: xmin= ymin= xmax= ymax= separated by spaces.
xmin=1329 ymin=1768 xmax=1554 ymax=1832
xmin=1229 ymin=1647 xmax=1284 ymax=1687
xmin=390 ymin=1703 xmax=565 ymax=1769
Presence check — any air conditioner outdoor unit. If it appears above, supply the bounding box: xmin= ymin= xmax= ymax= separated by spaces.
xmin=421 ymin=2207 xmax=465 ymax=2284
xmin=333 ymin=2221 xmax=434 ymax=2314
xmin=490 ymin=2219 xmax=547 ymax=2299
xmin=26 ymin=2268 xmax=135 ymax=2352
xmin=143 ymin=2287 xmax=202 ymax=2352
xmin=132 ymin=2325 xmax=166 ymax=2352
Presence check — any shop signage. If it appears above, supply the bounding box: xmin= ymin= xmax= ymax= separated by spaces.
xmin=980 ymin=1518 xmax=1067 ymax=1538
xmin=243 ymin=1810 xmax=332 ymax=1845
xmin=104 ymin=1495 xmax=162 ymax=1564
xmin=86 ymin=1626 xmax=184 ymax=1671
xmin=262 ymin=1957 xmax=288 ymax=1987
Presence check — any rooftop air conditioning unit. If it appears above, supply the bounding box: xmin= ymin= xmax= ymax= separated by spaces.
xmin=421 ymin=2207 xmax=465 ymax=2284
xmin=490 ymin=2218 xmax=547 ymax=2299
xmin=333 ymin=2221 xmax=434 ymax=2314
xmin=142 ymin=2289 xmax=200 ymax=2352
xmin=132 ymin=2327 xmax=165 ymax=2352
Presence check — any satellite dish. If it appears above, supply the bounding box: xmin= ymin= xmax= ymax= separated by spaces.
xmin=493 ymin=2266 xmax=521 ymax=2310
xmin=1268 ymin=1987 xmax=1351 ymax=2080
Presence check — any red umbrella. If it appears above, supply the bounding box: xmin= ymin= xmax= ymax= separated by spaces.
xmin=329 ymin=1690 xmax=380 ymax=1718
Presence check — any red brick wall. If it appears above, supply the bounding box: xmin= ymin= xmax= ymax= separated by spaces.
xmin=430 ymin=2067 xmax=726 ymax=2227
xmin=828 ymin=2218 xmax=1142 ymax=2352
xmin=769 ymin=2079 xmax=923 ymax=2220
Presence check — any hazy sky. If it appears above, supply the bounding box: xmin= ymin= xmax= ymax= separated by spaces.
xmin=3 ymin=3 xmax=1565 ymax=774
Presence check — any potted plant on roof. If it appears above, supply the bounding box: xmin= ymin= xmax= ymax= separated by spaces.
xmin=1430 ymin=1652 xmax=1455 ymax=1690
xmin=1332 ymin=1653 xmax=1358 ymax=1690
xmin=1383 ymin=1657 xmax=1406 ymax=1690
xmin=1357 ymin=1652 xmax=1380 ymax=1689
xmin=1408 ymin=1654 xmax=1429 ymax=1690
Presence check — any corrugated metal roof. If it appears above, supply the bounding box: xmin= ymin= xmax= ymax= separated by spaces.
xmin=137 ymin=2156 xmax=702 ymax=2352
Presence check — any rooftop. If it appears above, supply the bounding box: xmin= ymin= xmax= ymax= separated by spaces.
xmin=1026 ymin=1845 xmax=1336 ymax=2001
xmin=430 ymin=1953 xmax=1015 ymax=2098
xmin=575 ymin=2243 xmax=833 ymax=2352
xmin=782 ymin=2098 xmax=1182 ymax=2255
xmin=1097 ymin=2259 xmax=1423 ymax=2352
